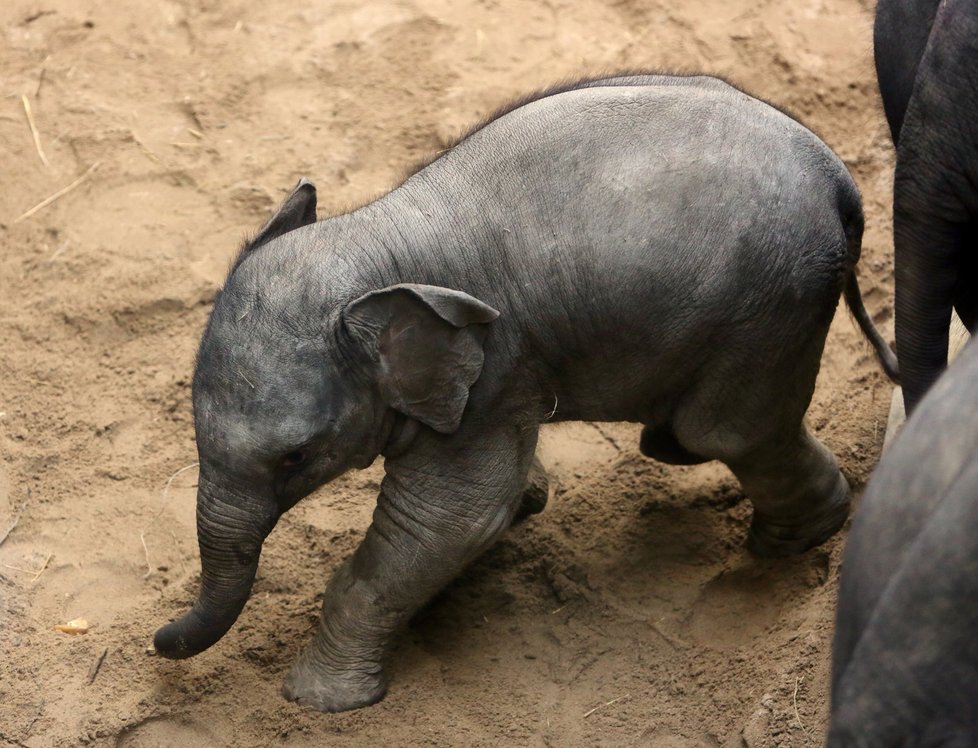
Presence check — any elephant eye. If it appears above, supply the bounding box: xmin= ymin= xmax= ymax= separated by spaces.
xmin=281 ymin=450 xmax=307 ymax=468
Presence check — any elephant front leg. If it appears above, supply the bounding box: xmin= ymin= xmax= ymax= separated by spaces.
xmin=282 ymin=424 xmax=537 ymax=712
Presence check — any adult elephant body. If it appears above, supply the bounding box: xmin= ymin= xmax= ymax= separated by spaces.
xmin=875 ymin=0 xmax=978 ymax=413
xmin=829 ymin=337 xmax=978 ymax=744
xmin=152 ymin=74 xmax=895 ymax=712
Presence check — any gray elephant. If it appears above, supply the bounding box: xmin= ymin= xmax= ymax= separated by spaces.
xmin=875 ymin=0 xmax=978 ymax=414
xmin=153 ymin=74 xmax=896 ymax=712
xmin=829 ymin=335 xmax=978 ymax=745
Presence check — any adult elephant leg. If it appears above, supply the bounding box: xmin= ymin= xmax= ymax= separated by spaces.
xmin=889 ymin=1 xmax=978 ymax=413
xmin=282 ymin=420 xmax=538 ymax=712
xmin=726 ymin=425 xmax=850 ymax=557
xmin=873 ymin=0 xmax=942 ymax=145
xmin=893 ymin=185 xmax=966 ymax=415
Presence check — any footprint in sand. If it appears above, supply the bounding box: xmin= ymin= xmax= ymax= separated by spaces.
xmin=115 ymin=715 xmax=225 ymax=748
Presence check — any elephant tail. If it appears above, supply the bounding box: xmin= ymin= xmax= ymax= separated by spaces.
xmin=839 ymin=197 xmax=900 ymax=383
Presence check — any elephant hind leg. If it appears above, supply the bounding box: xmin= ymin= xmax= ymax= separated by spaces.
xmin=725 ymin=425 xmax=850 ymax=557
xmin=663 ymin=311 xmax=845 ymax=555
xmin=639 ymin=422 xmax=710 ymax=465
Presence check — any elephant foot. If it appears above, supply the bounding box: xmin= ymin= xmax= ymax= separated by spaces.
xmin=746 ymin=474 xmax=851 ymax=557
xmin=282 ymin=654 xmax=387 ymax=713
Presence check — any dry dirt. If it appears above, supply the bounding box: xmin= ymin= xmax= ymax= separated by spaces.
xmin=0 ymin=0 xmax=898 ymax=745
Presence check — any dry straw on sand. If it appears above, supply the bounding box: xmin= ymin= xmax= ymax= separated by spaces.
xmin=14 ymin=162 xmax=100 ymax=224
xmin=21 ymin=94 xmax=49 ymax=167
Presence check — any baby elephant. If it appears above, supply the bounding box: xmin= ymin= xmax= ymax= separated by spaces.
xmin=153 ymin=74 xmax=896 ymax=712
xmin=830 ymin=336 xmax=978 ymax=745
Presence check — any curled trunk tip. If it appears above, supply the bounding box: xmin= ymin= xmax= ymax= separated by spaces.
xmin=154 ymin=594 xmax=251 ymax=659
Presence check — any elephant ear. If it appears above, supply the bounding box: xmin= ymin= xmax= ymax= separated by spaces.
xmin=232 ymin=178 xmax=317 ymax=270
xmin=342 ymin=284 xmax=500 ymax=433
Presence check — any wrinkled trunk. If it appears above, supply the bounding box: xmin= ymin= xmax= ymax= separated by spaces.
xmin=154 ymin=476 xmax=277 ymax=659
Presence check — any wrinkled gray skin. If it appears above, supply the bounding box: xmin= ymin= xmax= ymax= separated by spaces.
xmin=875 ymin=0 xmax=978 ymax=414
xmin=829 ymin=336 xmax=978 ymax=746
xmin=153 ymin=75 xmax=897 ymax=712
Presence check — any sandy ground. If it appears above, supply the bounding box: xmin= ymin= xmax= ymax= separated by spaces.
xmin=0 ymin=0 xmax=898 ymax=745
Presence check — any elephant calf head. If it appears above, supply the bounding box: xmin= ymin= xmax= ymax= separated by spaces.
xmin=153 ymin=180 xmax=498 ymax=658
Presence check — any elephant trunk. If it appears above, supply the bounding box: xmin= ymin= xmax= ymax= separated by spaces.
xmin=153 ymin=477 xmax=277 ymax=659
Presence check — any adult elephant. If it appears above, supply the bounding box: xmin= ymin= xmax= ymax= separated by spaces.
xmin=875 ymin=0 xmax=978 ymax=414
xmin=829 ymin=336 xmax=978 ymax=744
